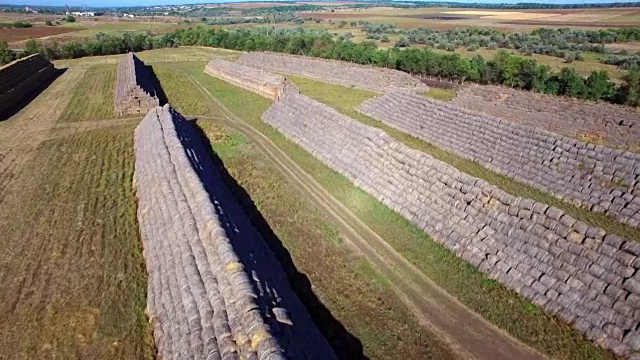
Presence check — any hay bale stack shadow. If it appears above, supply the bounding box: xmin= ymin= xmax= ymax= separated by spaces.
xmin=135 ymin=105 xmax=342 ymax=359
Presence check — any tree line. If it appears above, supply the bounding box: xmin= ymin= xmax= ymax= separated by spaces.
xmin=2 ymin=26 xmax=639 ymax=107
xmin=361 ymin=26 xmax=640 ymax=64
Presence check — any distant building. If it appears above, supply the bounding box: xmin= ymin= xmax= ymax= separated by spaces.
xmin=123 ymin=13 xmax=135 ymax=18
xmin=67 ymin=11 xmax=95 ymax=17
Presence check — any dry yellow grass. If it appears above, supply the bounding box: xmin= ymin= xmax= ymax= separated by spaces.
xmin=443 ymin=10 xmax=559 ymax=20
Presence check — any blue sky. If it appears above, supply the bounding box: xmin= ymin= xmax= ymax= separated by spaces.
xmin=2 ymin=0 xmax=638 ymax=9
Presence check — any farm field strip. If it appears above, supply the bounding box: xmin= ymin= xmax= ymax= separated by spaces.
xmin=53 ymin=48 xmax=241 ymax=68
xmin=0 ymin=66 xmax=86 ymax=204
xmin=59 ymin=64 xmax=117 ymax=122
xmin=0 ymin=124 xmax=154 ymax=359
xmin=0 ymin=59 xmax=160 ymax=359
xmin=187 ymin=67 xmax=616 ymax=359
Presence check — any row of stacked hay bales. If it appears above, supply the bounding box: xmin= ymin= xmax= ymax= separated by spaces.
xmin=237 ymin=52 xmax=429 ymax=93
xmin=357 ymin=92 xmax=640 ymax=228
xmin=205 ymin=58 xmax=287 ymax=101
xmin=452 ymin=84 xmax=640 ymax=151
xmin=115 ymin=52 xmax=160 ymax=117
xmin=0 ymin=54 xmax=56 ymax=119
xmin=134 ymin=104 xmax=335 ymax=360
xmin=260 ymin=87 xmax=640 ymax=358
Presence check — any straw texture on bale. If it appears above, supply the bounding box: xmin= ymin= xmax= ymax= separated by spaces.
xmin=0 ymin=54 xmax=55 ymax=117
xmin=358 ymin=92 xmax=640 ymax=228
xmin=134 ymin=104 xmax=335 ymax=360
xmin=115 ymin=52 xmax=160 ymax=117
xmin=237 ymin=52 xmax=429 ymax=93
xmin=263 ymin=89 xmax=640 ymax=358
xmin=205 ymin=58 xmax=286 ymax=101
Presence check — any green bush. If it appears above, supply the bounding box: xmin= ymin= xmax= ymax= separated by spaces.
xmin=12 ymin=21 xmax=33 ymax=28
xmin=45 ymin=20 xmax=54 ymax=26
xmin=65 ymin=15 xmax=76 ymax=23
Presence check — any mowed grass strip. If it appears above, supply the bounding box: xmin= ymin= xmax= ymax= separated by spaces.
xmin=0 ymin=125 xmax=154 ymax=359
xmin=423 ymin=87 xmax=457 ymax=101
xmin=189 ymin=66 xmax=618 ymax=360
xmin=289 ymin=75 xmax=640 ymax=243
xmin=153 ymin=62 xmax=213 ymax=116
xmin=199 ymin=121 xmax=456 ymax=359
xmin=59 ymin=64 xmax=117 ymax=122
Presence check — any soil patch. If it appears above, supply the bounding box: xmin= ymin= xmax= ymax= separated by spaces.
xmin=0 ymin=26 xmax=81 ymax=43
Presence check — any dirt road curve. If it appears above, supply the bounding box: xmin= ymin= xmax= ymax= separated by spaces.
xmin=187 ymin=74 xmax=547 ymax=360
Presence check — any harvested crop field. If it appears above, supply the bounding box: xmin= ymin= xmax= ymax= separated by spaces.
xmin=0 ymin=61 xmax=153 ymax=358
xmin=0 ymin=125 xmax=153 ymax=359
xmin=0 ymin=26 xmax=80 ymax=43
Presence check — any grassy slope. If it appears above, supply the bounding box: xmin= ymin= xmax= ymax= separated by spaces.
xmin=289 ymin=75 xmax=640 ymax=243
xmin=200 ymin=121 xmax=455 ymax=359
xmin=0 ymin=125 xmax=153 ymax=359
xmin=189 ymin=67 xmax=618 ymax=360
xmin=59 ymin=64 xmax=116 ymax=122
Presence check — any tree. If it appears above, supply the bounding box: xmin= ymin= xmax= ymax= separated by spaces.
xmin=65 ymin=15 xmax=76 ymax=23
xmin=0 ymin=40 xmax=16 ymax=65
xmin=12 ymin=21 xmax=32 ymax=28
xmin=45 ymin=20 xmax=53 ymax=26
xmin=557 ymin=67 xmax=586 ymax=97
xmin=24 ymin=39 xmax=43 ymax=55
xmin=584 ymin=70 xmax=615 ymax=101
xmin=395 ymin=37 xmax=410 ymax=48
xmin=621 ymin=65 xmax=640 ymax=106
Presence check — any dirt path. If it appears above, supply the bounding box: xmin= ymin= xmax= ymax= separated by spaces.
xmin=0 ymin=67 xmax=87 ymax=204
xmin=187 ymin=74 xmax=547 ymax=360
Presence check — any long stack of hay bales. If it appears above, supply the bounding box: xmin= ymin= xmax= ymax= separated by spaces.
xmin=237 ymin=52 xmax=429 ymax=93
xmin=357 ymin=92 xmax=640 ymax=227
xmin=205 ymin=58 xmax=286 ymax=101
xmin=114 ymin=52 xmax=160 ymax=117
xmin=134 ymin=104 xmax=335 ymax=360
xmin=453 ymin=84 xmax=640 ymax=150
xmin=262 ymin=89 xmax=640 ymax=357
xmin=0 ymin=54 xmax=55 ymax=118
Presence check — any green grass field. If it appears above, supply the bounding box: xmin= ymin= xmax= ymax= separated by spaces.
xmin=153 ymin=62 xmax=214 ymax=116
xmin=59 ymin=64 xmax=116 ymax=122
xmin=53 ymin=47 xmax=241 ymax=67
xmin=0 ymin=124 xmax=154 ymax=359
xmin=191 ymin=66 xmax=618 ymax=360
xmin=423 ymin=87 xmax=457 ymax=101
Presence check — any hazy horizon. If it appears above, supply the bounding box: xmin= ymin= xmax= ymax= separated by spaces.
xmin=1 ymin=0 xmax=638 ymax=9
